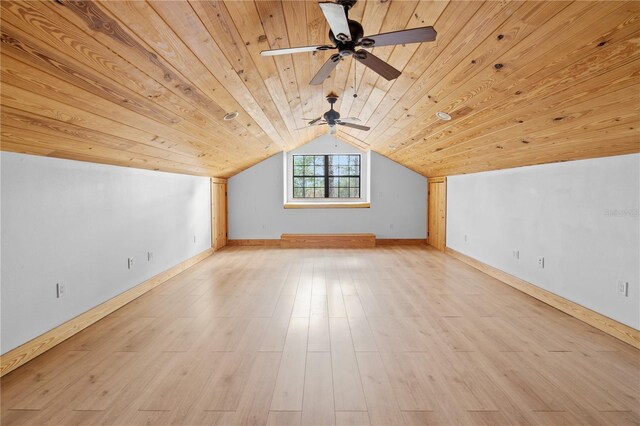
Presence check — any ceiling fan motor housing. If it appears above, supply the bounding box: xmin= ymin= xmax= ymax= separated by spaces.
xmin=323 ymin=108 xmax=340 ymax=124
xmin=329 ymin=19 xmax=364 ymax=55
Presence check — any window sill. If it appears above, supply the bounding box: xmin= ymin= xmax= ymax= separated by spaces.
xmin=284 ymin=202 xmax=371 ymax=209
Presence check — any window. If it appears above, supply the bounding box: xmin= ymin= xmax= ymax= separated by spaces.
xmin=293 ymin=154 xmax=361 ymax=199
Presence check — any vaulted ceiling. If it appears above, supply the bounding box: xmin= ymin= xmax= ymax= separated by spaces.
xmin=1 ymin=1 xmax=639 ymax=178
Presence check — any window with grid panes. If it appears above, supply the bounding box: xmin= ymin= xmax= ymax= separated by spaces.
xmin=292 ymin=154 xmax=361 ymax=199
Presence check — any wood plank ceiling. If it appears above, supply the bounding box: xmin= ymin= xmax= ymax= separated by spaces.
xmin=1 ymin=0 xmax=639 ymax=178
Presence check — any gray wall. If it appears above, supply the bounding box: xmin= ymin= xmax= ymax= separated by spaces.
xmin=1 ymin=152 xmax=212 ymax=353
xmin=228 ymin=137 xmax=427 ymax=239
xmin=447 ymin=154 xmax=640 ymax=329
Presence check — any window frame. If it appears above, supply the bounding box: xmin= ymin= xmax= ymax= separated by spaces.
xmin=284 ymin=148 xmax=371 ymax=209
xmin=292 ymin=154 xmax=361 ymax=199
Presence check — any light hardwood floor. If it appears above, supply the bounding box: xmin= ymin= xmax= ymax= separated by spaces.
xmin=2 ymin=246 xmax=639 ymax=425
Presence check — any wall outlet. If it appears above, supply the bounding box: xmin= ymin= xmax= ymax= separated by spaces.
xmin=128 ymin=257 xmax=134 ymax=269
xmin=537 ymin=257 xmax=545 ymax=268
xmin=464 ymin=234 xmax=468 ymax=243
xmin=147 ymin=251 xmax=153 ymax=261
xmin=56 ymin=282 xmax=66 ymax=299
xmin=618 ymin=281 xmax=629 ymax=297
xmin=513 ymin=250 xmax=520 ymax=260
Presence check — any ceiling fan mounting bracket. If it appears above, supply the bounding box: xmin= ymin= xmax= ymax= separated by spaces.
xmin=326 ymin=95 xmax=338 ymax=105
xmin=335 ymin=0 xmax=357 ymax=11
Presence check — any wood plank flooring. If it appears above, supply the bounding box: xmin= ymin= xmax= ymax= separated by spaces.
xmin=2 ymin=246 xmax=639 ymax=425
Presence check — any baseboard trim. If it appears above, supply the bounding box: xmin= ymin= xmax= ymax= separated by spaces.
xmin=281 ymin=233 xmax=376 ymax=248
xmin=376 ymin=239 xmax=427 ymax=246
xmin=445 ymin=247 xmax=640 ymax=349
xmin=0 ymin=248 xmax=214 ymax=377
xmin=227 ymin=239 xmax=281 ymax=247
xmin=228 ymin=238 xmax=427 ymax=247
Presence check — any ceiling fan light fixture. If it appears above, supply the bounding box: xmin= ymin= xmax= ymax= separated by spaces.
xmin=223 ymin=111 xmax=239 ymax=121
xmin=436 ymin=111 xmax=452 ymax=121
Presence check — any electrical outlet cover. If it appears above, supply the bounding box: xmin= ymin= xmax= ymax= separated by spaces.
xmin=618 ymin=281 xmax=629 ymax=297
xmin=56 ymin=282 xmax=66 ymax=298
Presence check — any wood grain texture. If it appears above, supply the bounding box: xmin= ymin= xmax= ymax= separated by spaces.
xmin=227 ymin=239 xmax=282 ymax=247
xmin=230 ymin=238 xmax=427 ymax=247
xmin=1 ymin=1 xmax=638 ymax=177
xmin=211 ymin=180 xmax=228 ymax=251
xmin=281 ymin=234 xmax=376 ymax=248
xmin=2 ymin=246 xmax=638 ymax=425
xmin=427 ymin=178 xmax=447 ymax=251
xmin=375 ymin=239 xmax=427 ymax=246
xmin=0 ymin=249 xmax=213 ymax=377
xmin=445 ymin=247 xmax=640 ymax=349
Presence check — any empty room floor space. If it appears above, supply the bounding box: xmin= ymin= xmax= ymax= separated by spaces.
xmin=1 ymin=246 xmax=638 ymax=426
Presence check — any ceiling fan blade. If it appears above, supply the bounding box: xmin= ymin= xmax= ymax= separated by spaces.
xmin=308 ymin=117 xmax=324 ymax=125
xmin=319 ymin=3 xmax=351 ymax=42
xmin=361 ymin=26 xmax=437 ymax=48
xmin=353 ymin=50 xmax=401 ymax=81
xmin=338 ymin=122 xmax=370 ymax=131
xmin=338 ymin=117 xmax=361 ymax=123
xmin=261 ymin=45 xmax=335 ymax=56
xmin=294 ymin=122 xmax=327 ymax=130
xmin=310 ymin=54 xmax=341 ymax=85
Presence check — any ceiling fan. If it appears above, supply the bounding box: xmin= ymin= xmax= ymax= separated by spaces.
xmin=298 ymin=94 xmax=370 ymax=134
xmin=260 ymin=0 xmax=437 ymax=85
